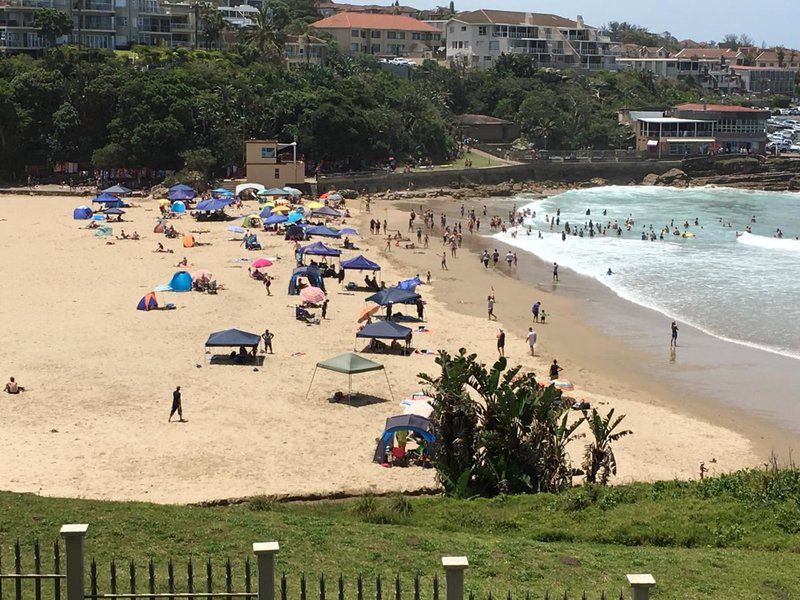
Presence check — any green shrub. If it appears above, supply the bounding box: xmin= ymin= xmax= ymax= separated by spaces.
xmin=248 ymin=495 xmax=276 ymax=512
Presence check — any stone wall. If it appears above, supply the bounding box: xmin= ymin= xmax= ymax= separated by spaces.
xmin=317 ymin=160 xmax=682 ymax=193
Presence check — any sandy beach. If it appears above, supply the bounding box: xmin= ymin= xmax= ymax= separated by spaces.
xmin=0 ymin=191 xmax=781 ymax=504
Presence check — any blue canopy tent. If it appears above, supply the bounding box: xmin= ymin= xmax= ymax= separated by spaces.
xmin=168 ymin=189 xmax=196 ymax=201
xmin=73 ymin=205 xmax=93 ymax=220
xmin=366 ymin=287 xmax=420 ymax=306
xmin=101 ymin=184 xmax=131 ymax=195
xmin=205 ymin=328 xmax=261 ymax=366
xmin=92 ymin=192 xmax=124 ymax=207
xmin=169 ymin=184 xmax=194 ymax=193
xmin=299 ymin=241 xmax=341 ymax=257
xmin=195 ymin=198 xmax=232 ymax=212
xmin=341 ymin=255 xmax=380 ymax=271
xmin=373 ymin=414 xmax=435 ymax=464
xmin=288 ymin=266 xmax=325 ymax=295
xmin=305 ymin=225 xmax=341 ymax=238
xmin=103 ymin=207 xmax=126 ymax=216
xmin=259 ymin=206 xmax=273 ymax=218
xmin=356 ymin=320 xmax=412 ymax=354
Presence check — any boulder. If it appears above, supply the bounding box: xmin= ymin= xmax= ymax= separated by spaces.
xmin=642 ymin=173 xmax=660 ymax=186
xmin=788 ymin=176 xmax=800 ymax=191
xmin=657 ymin=168 xmax=690 ymax=185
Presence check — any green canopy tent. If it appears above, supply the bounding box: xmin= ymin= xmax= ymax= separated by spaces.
xmin=305 ymin=352 xmax=394 ymax=402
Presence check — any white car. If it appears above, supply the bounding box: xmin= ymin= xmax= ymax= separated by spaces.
xmin=790 ymin=145 xmax=800 ymax=152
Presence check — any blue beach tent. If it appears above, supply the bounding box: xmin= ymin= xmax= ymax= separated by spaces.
xmin=169 ymin=184 xmax=194 ymax=192
xmin=136 ymin=292 xmax=159 ymax=311
xmin=288 ymin=266 xmax=325 ymax=295
xmin=366 ymin=287 xmax=420 ymax=306
xmin=373 ymin=415 xmax=435 ymax=464
xmin=167 ymin=271 xmax=193 ymax=292
xmin=73 ymin=205 xmax=92 ymax=220
xmin=171 ymin=201 xmax=186 ymax=214
xmin=397 ymin=277 xmax=422 ymax=291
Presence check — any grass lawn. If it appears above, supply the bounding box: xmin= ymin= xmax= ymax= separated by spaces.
xmin=2 ymin=471 xmax=800 ymax=599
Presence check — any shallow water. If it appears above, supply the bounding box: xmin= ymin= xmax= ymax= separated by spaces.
xmin=493 ymin=186 xmax=800 ymax=359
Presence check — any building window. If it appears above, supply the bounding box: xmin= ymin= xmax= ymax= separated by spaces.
xmin=371 ymin=30 xmax=380 ymax=38
xmin=350 ymin=43 xmax=359 ymax=52
xmin=371 ymin=44 xmax=380 ymax=53
xmin=488 ymin=40 xmax=498 ymax=51
xmin=387 ymin=31 xmax=396 ymax=39
xmin=398 ymin=32 xmax=405 ymax=39
xmin=484 ymin=56 xmax=491 ymax=61
xmin=260 ymin=147 xmax=275 ymax=159
xmin=274 ymin=168 xmax=280 ymax=179
xmin=461 ymin=26 xmax=466 ymax=31
xmin=448 ymin=26 xmax=454 ymax=32
xmin=478 ymin=26 xmax=487 ymax=36
xmin=117 ymin=16 xmax=127 ymax=26
xmin=434 ymin=33 xmax=440 ymax=40
xmin=412 ymin=32 xmax=420 ymax=40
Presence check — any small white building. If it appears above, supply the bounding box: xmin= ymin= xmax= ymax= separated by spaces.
xmin=444 ymin=9 xmax=618 ymax=70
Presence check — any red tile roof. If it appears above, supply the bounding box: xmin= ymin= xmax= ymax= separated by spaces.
xmin=311 ymin=12 xmax=439 ymax=32
xmin=673 ymin=103 xmax=769 ymax=113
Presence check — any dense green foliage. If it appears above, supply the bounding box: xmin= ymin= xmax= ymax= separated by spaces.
xmin=2 ymin=465 xmax=800 ymax=598
xmin=0 ymin=46 xmax=705 ymax=180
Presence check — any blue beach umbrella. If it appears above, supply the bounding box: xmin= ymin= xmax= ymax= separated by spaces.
xmin=287 ymin=212 xmax=303 ymax=223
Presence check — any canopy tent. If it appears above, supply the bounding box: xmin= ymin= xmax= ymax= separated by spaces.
xmin=92 ymin=192 xmax=123 ymax=207
xmin=305 ymin=225 xmax=341 ymax=238
xmin=311 ymin=206 xmax=342 ymax=218
xmin=101 ymin=184 xmax=131 ymax=195
xmin=136 ymin=292 xmax=159 ymax=311
xmin=341 ymin=255 xmax=380 ymax=271
xmin=103 ymin=207 xmax=125 ymax=216
xmin=288 ymin=266 xmax=325 ymax=295
xmin=373 ymin=415 xmax=435 ymax=464
xmin=205 ymin=328 xmax=261 ymax=367
xmin=263 ymin=213 xmax=288 ymax=225
xmin=397 ymin=277 xmax=421 ymax=291
xmin=356 ymin=320 xmax=412 ymax=354
xmin=73 ymin=205 xmax=92 ymax=220
xmin=169 ymin=184 xmax=194 ymax=193
xmin=366 ymin=287 xmax=420 ymax=306
xmin=168 ymin=189 xmax=196 ymax=201
xmin=306 ymin=352 xmax=393 ymax=403
xmin=195 ymin=198 xmax=232 ymax=212
xmin=300 ymin=241 xmax=341 ymax=257
xmin=236 ymin=183 xmax=265 ymax=196
xmin=259 ymin=187 xmax=292 ymax=197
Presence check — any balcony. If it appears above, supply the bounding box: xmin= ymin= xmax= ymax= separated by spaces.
xmin=138 ymin=1 xmax=166 ymax=14
xmin=2 ymin=0 xmax=61 ymax=8
xmin=80 ymin=0 xmax=114 ymax=11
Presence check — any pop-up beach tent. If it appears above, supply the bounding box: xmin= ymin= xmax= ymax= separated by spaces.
xmin=356 ymin=320 xmax=412 ymax=354
xmin=167 ymin=271 xmax=193 ymax=292
xmin=341 ymin=255 xmax=380 ymax=271
xmin=305 ymin=352 xmax=393 ymax=402
xmin=205 ymin=328 xmax=261 ymax=366
xmin=171 ymin=201 xmax=186 ymax=214
xmin=73 ymin=205 xmax=92 ymax=220
xmin=373 ymin=414 xmax=435 ymax=464
xmin=136 ymin=292 xmax=159 ymax=311
xmin=288 ymin=266 xmax=325 ymax=295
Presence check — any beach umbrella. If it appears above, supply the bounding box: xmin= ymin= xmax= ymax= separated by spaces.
xmin=251 ymin=258 xmax=273 ymax=269
xmin=306 ymin=201 xmax=324 ymax=209
xmin=287 ymin=212 xmax=303 ymax=223
xmin=319 ymin=192 xmax=330 ymax=200
xmin=191 ymin=269 xmax=213 ymax=282
xmin=103 ymin=207 xmax=125 ymax=215
xmin=169 ymin=184 xmax=194 ymax=192
xmin=326 ymin=193 xmax=343 ymax=203
xmin=259 ymin=206 xmax=273 ymax=218
xmin=300 ymin=286 xmax=326 ymax=304
xmin=357 ymin=302 xmax=380 ymax=323
xmin=283 ymin=186 xmax=302 ymax=196
xmin=102 ymin=184 xmax=132 ymax=194
xmin=263 ymin=214 xmax=288 ymax=225
xmin=158 ymin=198 xmax=171 ymax=206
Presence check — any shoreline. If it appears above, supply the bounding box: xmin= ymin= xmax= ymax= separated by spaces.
xmin=372 ymin=194 xmax=798 ymax=472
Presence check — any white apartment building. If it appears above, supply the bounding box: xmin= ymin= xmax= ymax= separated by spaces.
xmin=616 ymin=48 xmax=746 ymax=93
xmin=444 ymin=9 xmax=618 ymax=70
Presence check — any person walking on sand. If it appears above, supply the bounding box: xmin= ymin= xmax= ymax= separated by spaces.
xmin=263 ymin=275 xmax=272 ymax=296
xmin=441 ymin=252 xmax=448 ymax=270
xmin=549 ymin=359 xmax=562 ymax=381
xmin=505 ymin=250 xmax=513 ymax=268
xmin=532 ymin=301 xmax=540 ymax=323
xmin=385 ymin=237 xmax=392 ymax=252
xmin=552 ymin=262 xmax=559 ymax=282
xmin=321 ymin=299 xmax=329 ymax=319
xmin=526 ymin=327 xmax=537 ymax=357
xmin=263 ymin=329 xmax=274 ymax=354
xmin=497 ymin=328 xmax=506 ymax=357
xmin=487 ymin=295 xmax=496 ymax=320
xmin=670 ymin=321 xmax=679 ymax=347
xmin=169 ymin=386 xmax=185 ymax=422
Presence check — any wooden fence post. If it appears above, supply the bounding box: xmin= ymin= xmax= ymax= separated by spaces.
xmin=253 ymin=542 xmax=280 ymax=600
xmin=626 ymin=575 xmax=655 ymax=600
xmin=441 ymin=557 xmax=468 ymax=600
xmin=60 ymin=524 xmax=89 ymax=600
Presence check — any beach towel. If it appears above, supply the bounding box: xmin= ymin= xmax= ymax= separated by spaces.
xmin=414 ymin=349 xmax=436 ymax=355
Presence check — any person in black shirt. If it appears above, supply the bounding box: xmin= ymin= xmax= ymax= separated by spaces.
xmin=549 ymin=360 xmax=562 ymax=380
xmin=496 ymin=329 xmax=505 ymax=357
xmin=169 ymin=386 xmax=185 ymax=422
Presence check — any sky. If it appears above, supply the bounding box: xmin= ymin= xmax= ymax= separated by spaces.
xmin=343 ymin=0 xmax=800 ymax=49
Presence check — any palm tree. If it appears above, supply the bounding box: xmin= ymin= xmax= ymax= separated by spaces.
xmin=238 ymin=4 xmax=285 ymax=63
xmin=197 ymin=2 xmax=227 ymax=50
xmin=582 ymin=408 xmax=632 ymax=485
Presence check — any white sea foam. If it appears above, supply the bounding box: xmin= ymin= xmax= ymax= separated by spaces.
xmin=491 ymin=186 xmax=800 ymax=360
xmin=736 ymin=231 xmax=800 ymax=252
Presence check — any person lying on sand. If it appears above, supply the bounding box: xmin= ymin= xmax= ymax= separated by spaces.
xmin=154 ymin=243 xmax=174 ymax=254
xmin=176 ymin=256 xmax=188 ymax=267
xmin=4 ymin=377 xmax=24 ymax=394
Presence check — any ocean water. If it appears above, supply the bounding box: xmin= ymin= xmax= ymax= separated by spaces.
xmin=492 ymin=186 xmax=800 ymax=359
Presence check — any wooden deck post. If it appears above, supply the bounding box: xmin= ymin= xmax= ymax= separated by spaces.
xmin=441 ymin=557 xmax=468 ymax=600
xmin=253 ymin=542 xmax=280 ymax=600
xmin=60 ymin=524 xmax=89 ymax=600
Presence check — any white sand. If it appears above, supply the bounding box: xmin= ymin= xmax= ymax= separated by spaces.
xmin=0 ymin=194 xmax=757 ymax=503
